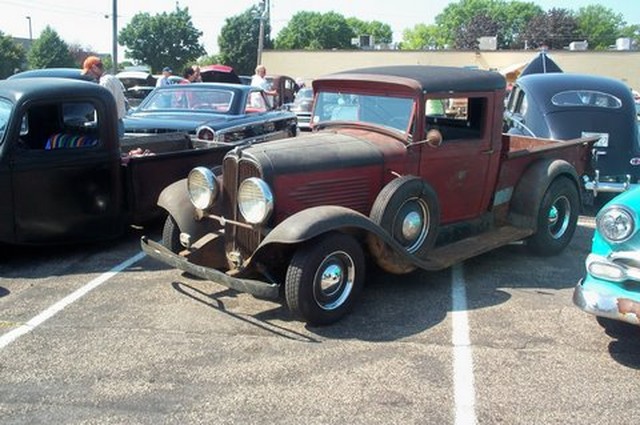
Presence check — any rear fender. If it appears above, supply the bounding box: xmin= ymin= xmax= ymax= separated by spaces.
xmin=509 ymin=159 xmax=581 ymax=227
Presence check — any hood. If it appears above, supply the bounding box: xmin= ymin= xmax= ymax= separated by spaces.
xmin=242 ymin=131 xmax=385 ymax=175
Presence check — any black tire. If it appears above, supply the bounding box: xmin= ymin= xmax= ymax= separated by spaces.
xmin=285 ymin=232 xmax=365 ymax=326
xmin=368 ymin=176 xmax=439 ymax=273
xmin=526 ymin=177 xmax=579 ymax=256
xmin=162 ymin=215 xmax=182 ymax=253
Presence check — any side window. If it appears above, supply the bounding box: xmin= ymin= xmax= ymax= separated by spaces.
xmin=425 ymin=96 xmax=484 ymax=141
xmin=18 ymin=101 xmax=100 ymax=150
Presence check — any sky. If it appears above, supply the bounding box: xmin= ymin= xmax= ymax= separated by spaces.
xmin=1 ymin=0 xmax=638 ymax=57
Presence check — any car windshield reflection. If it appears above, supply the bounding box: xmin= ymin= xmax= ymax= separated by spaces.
xmin=313 ymin=92 xmax=413 ymax=132
xmin=139 ymin=88 xmax=235 ymax=113
xmin=0 ymin=98 xmax=12 ymax=142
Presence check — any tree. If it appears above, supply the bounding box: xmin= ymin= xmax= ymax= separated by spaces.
xmin=118 ymin=7 xmax=205 ymax=73
xmin=455 ymin=13 xmax=499 ymax=49
xmin=576 ymin=5 xmax=625 ymax=50
xmin=346 ymin=18 xmax=393 ymax=45
xmin=27 ymin=26 xmax=75 ymax=69
xmin=217 ymin=6 xmax=270 ymax=76
xmin=401 ymin=24 xmax=445 ymax=50
xmin=435 ymin=0 xmax=543 ymax=49
xmin=275 ymin=11 xmax=355 ymax=50
xmin=0 ymin=31 xmax=26 ymax=78
xmin=519 ymin=8 xmax=578 ymax=50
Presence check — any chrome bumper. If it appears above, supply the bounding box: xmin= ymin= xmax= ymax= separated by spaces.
xmin=140 ymin=236 xmax=280 ymax=300
xmin=573 ymin=279 xmax=640 ymax=326
xmin=583 ymin=171 xmax=638 ymax=196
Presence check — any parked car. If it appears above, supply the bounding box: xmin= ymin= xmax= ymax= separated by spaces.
xmin=286 ymin=86 xmax=313 ymax=130
xmin=123 ymin=82 xmax=297 ymax=139
xmin=265 ymin=74 xmax=298 ymax=107
xmin=574 ymin=186 xmax=640 ymax=327
xmin=116 ymin=70 xmax=156 ymax=89
xmin=504 ymin=72 xmax=639 ymax=201
xmin=141 ymin=65 xmax=595 ymax=325
xmin=9 ymin=68 xmax=94 ymax=82
xmin=200 ymin=64 xmax=241 ymax=84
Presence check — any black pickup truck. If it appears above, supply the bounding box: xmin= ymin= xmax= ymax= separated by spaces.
xmin=0 ymin=77 xmax=292 ymax=245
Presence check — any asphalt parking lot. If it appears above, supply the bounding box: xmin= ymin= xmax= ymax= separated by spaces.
xmin=1 ymin=211 xmax=639 ymax=425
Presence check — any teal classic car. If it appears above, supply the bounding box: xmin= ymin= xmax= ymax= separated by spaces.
xmin=574 ymin=187 xmax=640 ymax=325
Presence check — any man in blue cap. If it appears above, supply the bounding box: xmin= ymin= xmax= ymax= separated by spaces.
xmin=156 ymin=67 xmax=173 ymax=87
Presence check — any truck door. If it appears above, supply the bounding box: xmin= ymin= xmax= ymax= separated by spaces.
xmin=418 ymin=95 xmax=500 ymax=224
xmin=9 ymin=99 xmax=124 ymax=244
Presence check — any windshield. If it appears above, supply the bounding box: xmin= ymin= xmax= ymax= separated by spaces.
xmin=313 ymin=91 xmax=413 ymax=132
xmin=138 ymin=87 xmax=236 ymax=113
xmin=0 ymin=98 xmax=12 ymax=143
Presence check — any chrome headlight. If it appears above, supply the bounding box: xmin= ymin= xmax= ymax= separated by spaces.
xmin=196 ymin=126 xmax=215 ymax=141
xmin=596 ymin=205 xmax=636 ymax=243
xmin=187 ymin=167 xmax=218 ymax=210
xmin=238 ymin=178 xmax=273 ymax=224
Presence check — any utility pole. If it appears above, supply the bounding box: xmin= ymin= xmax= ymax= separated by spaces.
xmin=111 ymin=0 xmax=118 ymax=74
xmin=256 ymin=0 xmax=269 ymax=65
xmin=26 ymin=16 xmax=32 ymax=41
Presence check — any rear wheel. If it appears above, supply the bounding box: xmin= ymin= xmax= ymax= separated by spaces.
xmin=285 ymin=232 xmax=365 ymax=326
xmin=526 ymin=177 xmax=579 ymax=256
xmin=162 ymin=215 xmax=181 ymax=253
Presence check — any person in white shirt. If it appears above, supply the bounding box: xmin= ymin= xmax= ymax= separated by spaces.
xmin=156 ymin=67 xmax=173 ymax=87
xmin=81 ymin=56 xmax=127 ymax=138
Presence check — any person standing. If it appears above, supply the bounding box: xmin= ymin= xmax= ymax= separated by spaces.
xmin=81 ymin=56 xmax=127 ymax=138
xmin=251 ymin=64 xmax=277 ymax=107
xmin=156 ymin=67 xmax=173 ymax=87
xmin=191 ymin=65 xmax=202 ymax=82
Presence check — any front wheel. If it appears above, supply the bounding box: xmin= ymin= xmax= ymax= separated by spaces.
xmin=526 ymin=177 xmax=579 ymax=256
xmin=162 ymin=215 xmax=181 ymax=253
xmin=285 ymin=232 xmax=365 ymax=326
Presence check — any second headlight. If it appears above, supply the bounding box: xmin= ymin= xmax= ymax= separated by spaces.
xmin=188 ymin=167 xmax=218 ymax=210
xmin=238 ymin=178 xmax=273 ymax=224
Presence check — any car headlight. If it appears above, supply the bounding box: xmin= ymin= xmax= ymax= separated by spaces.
xmin=188 ymin=167 xmax=218 ymax=210
xmin=596 ymin=205 xmax=636 ymax=243
xmin=238 ymin=178 xmax=273 ymax=224
xmin=196 ymin=126 xmax=215 ymax=141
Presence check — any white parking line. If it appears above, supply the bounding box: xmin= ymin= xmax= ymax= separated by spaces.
xmin=451 ymin=264 xmax=477 ymax=425
xmin=0 ymin=251 xmax=146 ymax=350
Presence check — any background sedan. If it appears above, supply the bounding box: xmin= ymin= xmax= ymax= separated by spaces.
xmin=124 ymin=83 xmax=297 ymax=142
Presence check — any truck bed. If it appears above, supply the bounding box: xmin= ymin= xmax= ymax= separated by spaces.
xmin=120 ymin=133 xmax=230 ymax=224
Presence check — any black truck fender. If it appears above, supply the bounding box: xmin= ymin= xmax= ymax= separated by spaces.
xmin=251 ymin=205 xmax=444 ymax=272
xmin=508 ymin=158 xmax=581 ymax=228
xmin=157 ymin=178 xmax=213 ymax=242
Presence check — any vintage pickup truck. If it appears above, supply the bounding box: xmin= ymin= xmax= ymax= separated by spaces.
xmin=141 ymin=65 xmax=596 ymax=325
xmin=0 ymin=77 xmax=295 ymax=245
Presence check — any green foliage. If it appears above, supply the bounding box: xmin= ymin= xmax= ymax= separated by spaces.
xmin=576 ymin=5 xmax=625 ymax=50
xmin=27 ymin=26 xmax=75 ymax=69
xmin=619 ymin=25 xmax=640 ymax=49
xmin=275 ymin=11 xmax=355 ymax=50
xmin=217 ymin=6 xmax=270 ymax=76
xmin=436 ymin=0 xmax=543 ymax=49
xmin=401 ymin=24 xmax=445 ymax=50
xmin=0 ymin=31 xmax=26 ymax=78
xmin=455 ymin=13 xmax=499 ymax=49
xmin=118 ymin=7 xmax=206 ymax=73
xmin=346 ymin=17 xmax=393 ymax=44
xmin=518 ymin=8 xmax=578 ymax=49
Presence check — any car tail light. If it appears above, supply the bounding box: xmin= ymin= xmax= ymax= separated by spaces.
xmin=197 ymin=126 xmax=215 ymax=141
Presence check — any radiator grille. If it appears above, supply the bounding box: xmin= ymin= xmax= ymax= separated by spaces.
xmin=222 ymin=154 xmax=263 ymax=259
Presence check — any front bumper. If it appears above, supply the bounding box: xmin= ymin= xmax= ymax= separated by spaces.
xmin=573 ymin=277 xmax=640 ymax=326
xmin=140 ymin=236 xmax=280 ymax=300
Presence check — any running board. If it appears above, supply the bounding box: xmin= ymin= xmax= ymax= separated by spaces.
xmin=422 ymin=226 xmax=534 ymax=270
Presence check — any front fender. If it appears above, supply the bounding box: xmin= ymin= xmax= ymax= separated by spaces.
xmin=252 ymin=205 xmax=443 ymax=271
xmin=157 ymin=178 xmax=214 ymax=240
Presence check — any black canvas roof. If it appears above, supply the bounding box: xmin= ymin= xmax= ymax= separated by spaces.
xmin=323 ymin=65 xmax=506 ymax=93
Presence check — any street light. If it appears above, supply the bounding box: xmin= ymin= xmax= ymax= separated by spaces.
xmin=26 ymin=16 xmax=32 ymax=41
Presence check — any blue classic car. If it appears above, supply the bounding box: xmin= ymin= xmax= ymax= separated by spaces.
xmin=504 ymin=73 xmax=639 ymax=200
xmin=574 ymin=187 xmax=640 ymax=326
xmin=124 ymin=82 xmax=297 ymax=141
